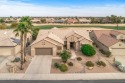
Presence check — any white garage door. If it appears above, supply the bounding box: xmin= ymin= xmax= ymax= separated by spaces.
xmin=0 ymin=48 xmax=12 ymax=56
xmin=112 ymin=48 xmax=125 ymax=56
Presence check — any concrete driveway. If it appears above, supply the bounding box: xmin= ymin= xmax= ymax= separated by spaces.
xmin=25 ymin=55 xmax=52 ymax=74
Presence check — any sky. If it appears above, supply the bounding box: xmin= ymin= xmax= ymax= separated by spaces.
xmin=0 ymin=0 xmax=125 ymax=17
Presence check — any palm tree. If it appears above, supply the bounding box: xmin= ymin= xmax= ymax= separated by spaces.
xmin=20 ymin=16 xmax=33 ymax=62
xmin=14 ymin=22 xmax=28 ymax=70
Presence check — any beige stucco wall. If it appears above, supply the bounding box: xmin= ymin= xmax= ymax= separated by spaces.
xmin=110 ymin=42 xmax=125 ymax=55
xmin=66 ymin=35 xmax=79 ymax=50
xmin=0 ymin=47 xmax=15 ymax=56
xmin=31 ymin=40 xmax=60 ymax=56
xmin=46 ymin=38 xmax=64 ymax=53
xmin=14 ymin=45 xmax=21 ymax=55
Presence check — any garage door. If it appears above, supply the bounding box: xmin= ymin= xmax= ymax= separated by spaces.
xmin=35 ymin=48 xmax=52 ymax=55
xmin=112 ymin=48 xmax=125 ymax=56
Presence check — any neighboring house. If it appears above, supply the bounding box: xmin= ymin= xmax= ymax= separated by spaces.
xmin=0 ymin=29 xmax=32 ymax=56
xmin=90 ymin=30 xmax=125 ymax=56
xmin=54 ymin=20 xmax=65 ymax=24
xmin=67 ymin=19 xmax=79 ymax=24
xmin=79 ymin=18 xmax=91 ymax=24
xmin=31 ymin=28 xmax=92 ymax=56
xmin=31 ymin=19 xmax=41 ymax=24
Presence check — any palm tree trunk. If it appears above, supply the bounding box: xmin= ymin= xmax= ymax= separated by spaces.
xmin=20 ymin=34 xmax=24 ymax=70
xmin=24 ymin=33 xmax=27 ymax=63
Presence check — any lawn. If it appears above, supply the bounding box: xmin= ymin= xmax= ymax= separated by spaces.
xmin=33 ymin=25 xmax=125 ymax=30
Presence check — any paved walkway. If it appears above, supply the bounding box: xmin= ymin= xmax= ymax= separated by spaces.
xmin=70 ymin=50 xmax=77 ymax=59
xmin=0 ymin=73 xmax=125 ymax=80
xmin=25 ymin=55 xmax=52 ymax=74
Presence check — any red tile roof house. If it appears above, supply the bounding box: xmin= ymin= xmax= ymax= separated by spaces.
xmin=90 ymin=30 xmax=125 ymax=56
xmin=67 ymin=19 xmax=79 ymax=24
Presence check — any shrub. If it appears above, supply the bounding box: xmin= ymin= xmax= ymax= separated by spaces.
xmin=59 ymin=64 xmax=68 ymax=72
xmin=115 ymin=61 xmax=122 ymax=67
xmin=81 ymin=44 xmax=96 ymax=57
xmin=12 ymin=57 xmax=20 ymax=62
xmin=68 ymin=62 xmax=73 ymax=66
xmin=54 ymin=63 xmax=60 ymax=68
xmin=60 ymin=50 xmax=71 ymax=63
xmin=118 ymin=65 xmax=125 ymax=72
xmin=77 ymin=57 xmax=82 ymax=61
xmin=96 ymin=61 xmax=106 ymax=67
xmin=86 ymin=61 xmax=94 ymax=67
xmin=99 ymin=49 xmax=111 ymax=57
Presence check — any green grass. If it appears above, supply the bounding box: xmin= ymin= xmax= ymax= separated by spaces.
xmin=33 ymin=25 xmax=125 ymax=30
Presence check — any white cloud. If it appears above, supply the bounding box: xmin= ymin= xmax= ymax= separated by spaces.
xmin=0 ymin=0 xmax=125 ymax=17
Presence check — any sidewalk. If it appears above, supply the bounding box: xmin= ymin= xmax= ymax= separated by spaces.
xmin=0 ymin=73 xmax=125 ymax=80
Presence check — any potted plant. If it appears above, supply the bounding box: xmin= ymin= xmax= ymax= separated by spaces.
xmin=86 ymin=61 xmax=94 ymax=70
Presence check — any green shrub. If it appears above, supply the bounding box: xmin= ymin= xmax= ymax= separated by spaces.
xmin=12 ymin=57 xmax=20 ymax=62
xmin=99 ymin=49 xmax=111 ymax=57
xmin=59 ymin=64 xmax=68 ymax=72
xmin=77 ymin=57 xmax=82 ymax=61
xmin=60 ymin=50 xmax=71 ymax=63
xmin=96 ymin=61 xmax=106 ymax=67
xmin=86 ymin=61 xmax=94 ymax=67
xmin=81 ymin=44 xmax=96 ymax=57
xmin=68 ymin=62 xmax=73 ymax=66
xmin=115 ymin=61 xmax=122 ymax=67
xmin=54 ymin=63 xmax=60 ymax=68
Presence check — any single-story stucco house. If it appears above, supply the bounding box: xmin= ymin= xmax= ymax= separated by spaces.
xmin=0 ymin=29 xmax=32 ymax=56
xmin=31 ymin=28 xmax=92 ymax=56
xmin=90 ymin=30 xmax=125 ymax=56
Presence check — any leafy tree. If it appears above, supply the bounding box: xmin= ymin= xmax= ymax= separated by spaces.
xmin=0 ymin=19 xmax=5 ymax=23
xmin=81 ymin=44 xmax=96 ymax=57
xmin=32 ymin=27 xmax=40 ymax=40
xmin=60 ymin=50 xmax=71 ymax=63
xmin=41 ymin=18 xmax=46 ymax=23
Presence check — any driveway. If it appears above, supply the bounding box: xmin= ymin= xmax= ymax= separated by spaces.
xmin=25 ymin=55 xmax=52 ymax=74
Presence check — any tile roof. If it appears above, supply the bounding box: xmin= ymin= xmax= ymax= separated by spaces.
xmin=0 ymin=29 xmax=30 ymax=47
xmin=31 ymin=32 xmax=64 ymax=45
xmin=98 ymin=34 xmax=119 ymax=47
xmin=37 ymin=28 xmax=92 ymax=42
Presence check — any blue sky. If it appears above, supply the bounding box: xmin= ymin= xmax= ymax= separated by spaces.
xmin=0 ymin=0 xmax=125 ymax=16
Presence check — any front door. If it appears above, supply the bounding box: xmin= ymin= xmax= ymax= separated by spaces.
xmin=70 ymin=42 xmax=74 ymax=49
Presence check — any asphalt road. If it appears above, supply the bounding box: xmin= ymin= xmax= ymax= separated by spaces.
xmin=0 ymin=80 xmax=125 ymax=83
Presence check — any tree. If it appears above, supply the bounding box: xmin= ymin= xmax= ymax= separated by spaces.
xmin=0 ymin=18 xmax=5 ymax=24
xmin=14 ymin=22 xmax=28 ymax=70
xmin=11 ymin=22 xmax=18 ymax=28
xmin=81 ymin=44 xmax=96 ymax=57
xmin=60 ymin=50 xmax=71 ymax=63
xmin=20 ymin=16 xmax=33 ymax=62
xmin=32 ymin=27 xmax=40 ymax=40
xmin=41 ymin=18 xmax=46 ymax=23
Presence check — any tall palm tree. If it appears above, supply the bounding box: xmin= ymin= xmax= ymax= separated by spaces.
xmin=14 ymin=22 xmax=28 ymax=70
xmin=20 ymin=16 xmax=33 ymax=62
